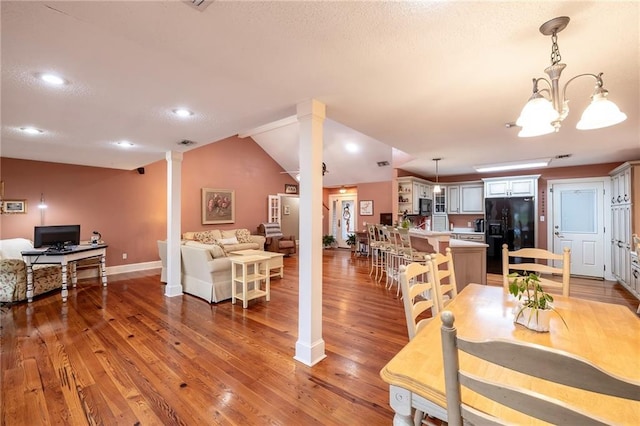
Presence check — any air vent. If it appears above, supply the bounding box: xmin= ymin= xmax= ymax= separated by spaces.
xmin=555 ymin=154 xmax=572 ymax=159
xmin=377 ymin=161 xmax=390 ymax=167
xmin=183 ymin=0 xmax=214 ymax=11
xmin=178 ymin=139 xmax=197 ymax=146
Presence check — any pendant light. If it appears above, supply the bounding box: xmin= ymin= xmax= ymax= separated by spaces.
xmin=433 ymin=158 xmax=442 ymax=194
xmin=516 ymin=16 xmax=626 ymax=137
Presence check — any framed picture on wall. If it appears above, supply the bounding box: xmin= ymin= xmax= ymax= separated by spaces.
xmin=202 ymin=188 xmax=235 ymax=224
xmin=284 ymin=183 xmax=298 ymax=194
xmin=2 ymin=200 xmax=27 ymax=214
xmin=359 ymin=200 xmax=373 ymax=216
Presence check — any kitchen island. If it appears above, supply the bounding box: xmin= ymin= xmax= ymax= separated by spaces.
xmin=409 ymin=229 xmax=487 ymax=288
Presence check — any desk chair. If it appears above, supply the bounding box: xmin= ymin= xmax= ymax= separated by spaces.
xmin=440 ymin=310 xmax=640 ymax=426
xmin=502 ymin=244 xmax=571 ymax=297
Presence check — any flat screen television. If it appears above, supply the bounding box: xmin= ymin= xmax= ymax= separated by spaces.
xmin=34 ymin=225 xmax=81 ymax=248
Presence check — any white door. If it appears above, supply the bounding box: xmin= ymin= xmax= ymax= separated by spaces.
xmin=329 ymin=194 xmax=357 ymax=248
xmin=551 ymin=180 xmax=605 ymax=278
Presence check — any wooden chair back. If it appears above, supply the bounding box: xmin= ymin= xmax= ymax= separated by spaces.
xmin=430 ymin=247 xmax=458 ymax=309
xmin=440 ymin=310 xmax=640 ymax=426
xmin=502 ymin=244 xmax=571 ymax=297
xmin=398 ymin=262 xmax=439 ymax=340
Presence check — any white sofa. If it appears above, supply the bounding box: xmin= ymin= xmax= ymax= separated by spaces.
xmin=0 ymin=238 xmax=62 ymax=303
xmin=158 ymin=228 xmax=266 ymax=303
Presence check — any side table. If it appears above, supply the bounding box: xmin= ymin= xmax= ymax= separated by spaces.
xmin=230 ymin=254 xmax=270 ymax=308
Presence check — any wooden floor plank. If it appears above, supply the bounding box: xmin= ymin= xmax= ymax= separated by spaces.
xmin=1 ymin=249 xmax=637 ymax=425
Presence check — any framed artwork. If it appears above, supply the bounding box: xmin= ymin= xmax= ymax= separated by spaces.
xmin=284 ymin=183 xmax=298 ymax=194
xmin=359 ymin=200 xmax=374 ymax=216
xmin=202 ymin=188 xmax=235 ymax=224
xmin=2 ymin=200 xmax=27 ymax=214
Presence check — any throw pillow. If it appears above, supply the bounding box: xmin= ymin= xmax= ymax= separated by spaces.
xmin=236 ymin=229 xmax=252 ymax=243
xmin=217 ymin=236 xmax=239 ymax=245
xmin=194 ymin=231 xmax=216 ymax=244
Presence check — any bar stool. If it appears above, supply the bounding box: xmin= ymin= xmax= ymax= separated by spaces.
xmin=367 ymin=224 xmax=384 ymax=280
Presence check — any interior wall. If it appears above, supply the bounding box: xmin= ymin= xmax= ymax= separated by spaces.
xmin=0 ymin=135 xmax=297 ymax=266
xmin=280 ymin=195 xmax=299 ymax=239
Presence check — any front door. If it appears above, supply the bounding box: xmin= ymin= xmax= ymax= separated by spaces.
xmin=329 ymin=194 xmax=357 ymax=248
xmin=550 ymin=179 xmax=605 ymax=278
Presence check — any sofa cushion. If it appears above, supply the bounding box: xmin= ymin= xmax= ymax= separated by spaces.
xmin=236 ymin=229 xmax=252 ymax=243
xmin=220 ymin=229 xmax=237 ymax=239
xmin=218 ymin=236 xmax=239 ymax=245
xmin=184 ymin=241 xmax=226 ymax=258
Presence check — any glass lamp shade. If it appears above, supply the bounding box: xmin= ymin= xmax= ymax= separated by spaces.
xmin=433 ymin=184 xmax=441 ymax=194
xmin=516 ymin=96 xmax=558 ymax=137
xmin=576 ymin=91 xmax=627 ymax=130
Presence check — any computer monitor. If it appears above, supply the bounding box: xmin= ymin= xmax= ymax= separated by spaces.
xmin=34 ymin=225 xmax=81 ymax=248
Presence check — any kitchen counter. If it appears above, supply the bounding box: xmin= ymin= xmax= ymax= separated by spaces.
xmin=409 ymin=228 xmax=487 ymax=287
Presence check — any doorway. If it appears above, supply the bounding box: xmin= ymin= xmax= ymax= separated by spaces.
xmin=548 ymin=178 xmax=606 ymax=278
xmin=328 ymin=194 xmax=357 ymax=248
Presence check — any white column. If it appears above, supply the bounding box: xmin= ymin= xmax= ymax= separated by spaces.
xmin=165 ymin=151 xmax=183 ymax=297
xmin=294 ymin=99 xmax=327 ymax=366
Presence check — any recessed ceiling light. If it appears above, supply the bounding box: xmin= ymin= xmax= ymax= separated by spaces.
xmin=20 ymin=127 xmax=44 ymax=135
xmin=114 ymin=140 xmax=135 ymax=148
xmin=172 ymin=108 xmax=194 ymax=117
xmin=37 ymin=72 xmax=67 ymax=86
xmin=345 ymin=143 xmax=359 ymax=153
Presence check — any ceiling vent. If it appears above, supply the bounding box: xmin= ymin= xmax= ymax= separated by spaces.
xmin=183 ymin=0 xmax=214 ymax=11
xmin=377 ymin=161 xmax=390 ymax=167
xmin=178 ymin=139 xmax=197 ymax=146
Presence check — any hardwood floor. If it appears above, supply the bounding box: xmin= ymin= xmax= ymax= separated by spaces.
xmin=1 ymin=250 xmax=637 ymax=425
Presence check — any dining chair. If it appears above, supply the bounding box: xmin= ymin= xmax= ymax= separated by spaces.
xmin=399 ymin=261 xmax=442 ymax=426
xmin=398 ymin=262 xmax=440 ymax=340
xmin=440 ymin=310 xmax=640 ymax=426
xmin=429 ymin=247 xmax=458 ymax=310
xmin=502 ymin=244 xmax=571 ymax=297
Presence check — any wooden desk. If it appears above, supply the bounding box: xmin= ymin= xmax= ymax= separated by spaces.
xmin=380 ymin=284 xmax=640 ymax=425
xmin=22 ymin=244 xmax=108 ymax=303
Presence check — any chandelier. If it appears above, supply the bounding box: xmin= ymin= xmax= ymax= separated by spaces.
xmin=516 ymin=16 xmax=627 ymax=137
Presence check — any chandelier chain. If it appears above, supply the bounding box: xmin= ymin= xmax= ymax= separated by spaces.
xmin=550 ymin=32 xmax=561 ymax=65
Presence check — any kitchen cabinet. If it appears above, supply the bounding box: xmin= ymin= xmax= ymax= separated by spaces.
xmin=451 ymin=233 xmax=485 ymax=243
xmin=609 ymin=161 xmax=640 ymax=301
xmin=483 ymin=176 xmax=539 ymax=198
xmin=397 ymin=177 xmax=431 ymax=215
xmin=434 ymin=188 xmax=446 ymax=213
xmin=447 ymin=183 xmax=484 ymax=214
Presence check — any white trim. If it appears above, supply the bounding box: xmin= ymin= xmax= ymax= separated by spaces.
xmin=77 ymin=260 xmax=161 ymax=279
xmin=547 ymin=176 xmax=611 ymax=280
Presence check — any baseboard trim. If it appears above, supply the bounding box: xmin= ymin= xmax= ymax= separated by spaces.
xmin=77 ymin=260 xmax=162 ymax=279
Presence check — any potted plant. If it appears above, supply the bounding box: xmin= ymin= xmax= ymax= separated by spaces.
xmin=346 ymin=233 xmax=357 ymax=252
xmin=322 ymin=234 xmax=337 ymax=249
xmin=508 ymin=272 xmax=567 ymax=332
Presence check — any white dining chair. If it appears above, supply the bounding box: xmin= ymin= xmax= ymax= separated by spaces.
xmin=502 ymin=244 xmax=571 ymax=297
xmin=440 ymin=310 xmax=640 ymax=426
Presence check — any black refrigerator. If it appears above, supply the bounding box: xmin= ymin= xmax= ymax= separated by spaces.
xmin=485 ymin=197 xmax=535 ymax=274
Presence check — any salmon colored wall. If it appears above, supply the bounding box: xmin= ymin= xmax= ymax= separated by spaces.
xmin=0 ymin=135 xmax=297 ymax=267
xmin=322 ymin=181 xmax=392 ymax=234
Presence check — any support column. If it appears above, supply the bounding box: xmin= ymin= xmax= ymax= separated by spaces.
xmin=165 ymin=151 xmax=183 ymax=297
xmin=294 ymin=99 xmax=327 ymax=366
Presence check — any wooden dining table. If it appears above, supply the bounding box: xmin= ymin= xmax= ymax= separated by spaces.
xmin=380 ymin=284 xmax=640 ymax=425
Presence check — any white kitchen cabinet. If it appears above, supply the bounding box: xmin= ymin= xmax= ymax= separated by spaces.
xmin=447 ymin=186 xmax=460 ymax=214
xmin=447 ymin=183 xmax=483 ymax=214
xmin=460 ymin=184 xmax=484 ymax=213
xmin=483 ymin=175 xmax=539 ymax=198
xmin=609 ymin=161 xmax=639 ymax=299
xmin=397 ymin=177 xmax=431 ymax=215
